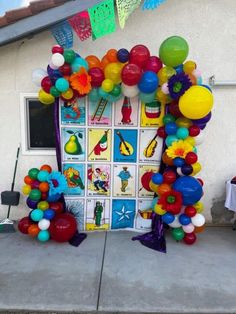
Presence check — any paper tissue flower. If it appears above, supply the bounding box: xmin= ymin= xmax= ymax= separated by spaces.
xmin=168 ymin=73 xmax=192 ymax=99
xmin=158 ymin=190 xmax=182 ymax=214
xmin=69 ymin=67 xmax=92 ymax=95
xmin=47 ymin=171 xmax=67 ymax=202
xmin=166 ymin=140 xmax=193 ymax=159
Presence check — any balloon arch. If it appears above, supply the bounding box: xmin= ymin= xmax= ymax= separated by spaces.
xmin=20 ymin=36 xmax=213 ymax=252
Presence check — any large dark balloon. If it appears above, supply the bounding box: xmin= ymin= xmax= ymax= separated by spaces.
xmin=129 ymin=45 xmax=150 ymax=69
xmin=173 ymin=176 xmax=203 ymax=205
xmin=18 ymin=217 xmax=31 ymax=234
xmin=49 ymin=213 xmax=77 ymax=242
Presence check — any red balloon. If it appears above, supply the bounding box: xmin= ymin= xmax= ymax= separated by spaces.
xmin=41 ymin=76 xmax=52 ymax=93
xmin=184 ymin=206 xmax=197 ymax=217
xmin=189 ymin=125 xmax=200 ymax=137
xmin=121 ymin=63 xmax=142 ymax=86
xmin=41 ymin=192 xmax=48 ymax=200
xmin=183 ymin=232 xmax=197 ymax=245
xmin=143 ymin=56 xmax=163 ymax=73
xmin=49 ymin=213 xmax=77 ymax=242
xmin=185 ymin=152 xmax=198 ymax=165
xmin=59 ymin=63 xmax=71 ymax=76
xmin=141 ymin=171 xmax=154 ymax=192
xmin=88 ymin=67 xmax=105 ymax=87
xmin=52 ymin=45 xmax=64 ymax=54
xmin=169 ymin=101 xmax=183 ymax=118
xmin=157 ymin=126 xmax=167 ymax=138
xmin=129 ymin=45 xmax=150 ymax=69
xmin=49 ymin=202 xmax=64 ymax=214
xmin=163 ymin=170 xmax=176 ymax=184
xmin=18 ymin=217 xmax=31 ymax=234
xmin=197 ymin=178 xmax=204 ymax=186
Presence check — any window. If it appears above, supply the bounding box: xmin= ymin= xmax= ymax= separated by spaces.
xmin=20 ymin=93 xmax=56 ymax=155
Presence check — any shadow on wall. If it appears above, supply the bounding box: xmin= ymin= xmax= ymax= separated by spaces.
xmin=211 ymin=197 xmax=235 ymax=224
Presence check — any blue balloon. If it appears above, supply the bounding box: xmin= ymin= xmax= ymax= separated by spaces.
xmin=71 ymin=57 xmax=89 ymax=73
xmin=165 ymin=122 xmax=177 ymax=135
xmin=43 ymin=209 xmax=56 ymax=220
xmin=179 ymin=214 xmax=191 ymax=226
xmin=55 ymin=78 xmax=69 ymax=92
xmin=47 ymin=65 xmax=62 ymax=80
xmin=181 ymin=164 xmax=193 ymax=176
xmin=38 ymin=230 xmax=50 ymax=242
xmin=162 ymin=212 xmax=175 ymax=224
xmin=197 ymin=77 xmax=203 ymax=85
xmin=138 ymin=71 xmax=159 ymax=93
xmin=37 ymin=170 xmax=49 ymax=182
xmin=201 ymin=84 xmax=212 ymax=93
xmin=174 ymin=64 xmax=183 ymax=74
xmin=151 ymin=173 xmax=163 ymax=185
xmin=117 ymin=48 xmax=129 ymax=63
xmin=176 ymin=127 xmax=189 ymax=139
xmin=173 ymin=176 xmax=203 ymax=205
xmin=165 ymin=135 xmax=178 ymax=147
xmin=173 ymin=157 xmax=185 ymax=167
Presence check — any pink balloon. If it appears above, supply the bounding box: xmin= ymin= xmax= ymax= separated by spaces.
xmin=182 ymin=223 xmax=195 ymax=233
xmin=161 ymin=82 xmax=169 ymax=95
xmin=129 ymin=45 xmax=150 ymax=69
xmin=121 ymin=63 xmax=142 ymax=86
xmin=88 ymin=67 xmax=105 ymax=87
xmin=144 ymin=56 xmax=163 ymax=73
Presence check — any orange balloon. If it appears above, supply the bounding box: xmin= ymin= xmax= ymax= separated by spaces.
xmin=106 ymin=49 xmax=118 ymax=62
xmin=162 ymin=152 xmax=174 ymax=166
xmin=28 ymin=224 xmax=40 ymax=237
xmin=101 ymin=55 xmax=110 ymax=70
xmin=194 ymin=225 xmax=205 ymax=233
xmin=157 ymin=183 xmax=172 ymax=195
xmin=39 ymin=182 xmax=49 ymax=193
xmin=85 ymin=55 xmax=101 ymax=69
xmin=24 ymin=175 xmax=34 ymax=185
xmin=40 ymin=164 xmax=52 ymax=173
xmin=188 ymin=74 xmax=197 ymax=85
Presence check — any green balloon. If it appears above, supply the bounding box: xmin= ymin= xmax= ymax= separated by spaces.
xmin=29 ymin=189 xmax=42 ymax=201
xmin=63 ymin=49 xmax=76 ymax=64
xmin=28 ymin=168 xmax=39 ymax=180
xmin=163 ymin=114 xmax=175 ymax=125
xmin=159 ymin=36 xmax=189 ymax=67
xmin=110 ymin=85 xmax=121 ymax=97
xmin=172 ymin=227 xmax=185 ymax=241
xmin=50 ymin=86 xmax=61 ymax=97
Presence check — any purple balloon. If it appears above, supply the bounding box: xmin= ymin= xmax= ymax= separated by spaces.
xmin=192 ymin=112 xmax=212 ymax=124
xmin=117 ymin=48 xmax=129 ymax=63
xmin=47 ymin=65 xmax=62 ymax=81
xmin=26 ymin=197 xmax=38 ymax=209
xmin=31 ymin=180 xmax=40 ymax=189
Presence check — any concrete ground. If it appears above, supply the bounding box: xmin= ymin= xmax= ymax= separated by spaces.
xmin=0 ymin=227 xmax=236 ymax=314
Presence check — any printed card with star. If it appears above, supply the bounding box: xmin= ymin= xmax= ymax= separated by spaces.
xmin=111 ymin=200 xmax=136 ymax=230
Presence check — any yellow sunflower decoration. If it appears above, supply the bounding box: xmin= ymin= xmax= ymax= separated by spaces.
xmin=166 ymin=140 xmax=193 ymax=159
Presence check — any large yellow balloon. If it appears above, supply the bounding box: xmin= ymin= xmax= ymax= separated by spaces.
xmin=179 ymin=86 xmax=213 ymax=119
xmin=38 ymin=89 xmax=55 ymax=105
xmin=104 ymin=62 xmax=122 ymax=84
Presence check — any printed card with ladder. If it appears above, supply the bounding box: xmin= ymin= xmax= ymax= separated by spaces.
xmin=88 ymin=98 xmax=112 ymax=126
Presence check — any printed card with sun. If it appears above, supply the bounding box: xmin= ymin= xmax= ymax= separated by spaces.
xmin=113 ymin=164 xmax=136 ymax=197
xmin=88 ymin=128 xmax=111 ymax=161
xmin=114 ymin=96 xmax=139 ymax=127
xmin=113 ymin=129 xmax=138 ymax=163
xmin=139 ymin=129 xmax=163 ymax=163
xmin=140 ymin=100 xmax=165 ymax=127
xmin=88 ymin=98 xmax=112 ymax=126
xmin=61 ymin=127 xmax=85 ymax=161
xmin=87 ymin=164 xmax=110 ymax=196
xmin=138 ymin=165 xmax=159 ymax=198
xmin=86 ymin=199 xmax=110 ymax=231
xmin=61 ymin=98 xmax=86 ymax=125
xmin=63 ymin=163 xmax=85 ymax=196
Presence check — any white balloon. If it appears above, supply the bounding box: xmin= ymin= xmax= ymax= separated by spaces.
xmin=191 ymin=213 xmax=205 ymax=227
xmin=183 ymin=223 xmax=195 ymax=233
xmin=177 ymin=167 xmax=184 ymax=176
xmin=38 ymin=219 xmax=50 ymax=230
xmin=121 ymin=83 xmax=139 ymax=98
xmin=195 ymin=131 xmax=205 ymax=145
xmin=32 ymin=68 xmax=47 ymax=86
xmin=51 ymin=53 xmax=65 ymax=67
xmin=49 ymin=61 xmax=59 ymax=70
xmin=169 ymin=215 xmax=181 ymax=228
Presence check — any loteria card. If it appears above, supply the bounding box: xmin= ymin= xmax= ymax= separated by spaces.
xmin=138 ymin=165 xmax=159 ymax=198
xmin=139 ymin=129 xmax=163 ymax=163
xmin=63 ymin=163 xmax=85 ymax=196
xmin=61 ymin=127 xmax=85 ymax=161
xmin=86 ymin=199 xmax=110 ymax=231
xmin=140 ymin=100 xmax=165 ymax=127
xmin=65 ymin=198 xmax=85 ymax=231
xmin=114 ymin=96 xmax=139 ymax=126
xmin=88 ymin=128 xmax=111 ymax=162
xmin=113 ymin=129 xmax=138 ymax=163
xmin=88 ymin=98 xmax=112 ymax=126
xmin=135 ymin=200 xmax=153 ymax=230
xmin=87 ymin=164 xmax=110 ymax=196
xmin=111 ymin=199 xmax=136 ymax=230
xmin=61 ymin=98 xmax=86 ymax=125
xmin=113 ymin=164 xmax=136 ymax=197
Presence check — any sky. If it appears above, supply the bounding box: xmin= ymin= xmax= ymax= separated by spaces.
xmin=0 ymin=0 xmax=34 ymax=16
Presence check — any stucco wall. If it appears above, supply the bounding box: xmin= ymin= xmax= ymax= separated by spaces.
xmin=0 ymin=0 xmax=236 ymax=223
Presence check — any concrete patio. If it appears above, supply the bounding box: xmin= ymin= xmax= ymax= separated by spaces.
xmin=0 ymin=227 xmax=236 ymax=314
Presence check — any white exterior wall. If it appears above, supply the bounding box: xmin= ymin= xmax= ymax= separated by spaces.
xmin=0 ymin=0 xmax=236 ymax=222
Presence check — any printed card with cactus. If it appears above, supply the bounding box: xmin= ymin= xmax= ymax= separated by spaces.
xmin=61 ymin=127 xmax=85 ymax=161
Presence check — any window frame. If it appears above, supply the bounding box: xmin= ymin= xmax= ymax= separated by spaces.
xmin=20 ymin=93 xmax=56 ymax=156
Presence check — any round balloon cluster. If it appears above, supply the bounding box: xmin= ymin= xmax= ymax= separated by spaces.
xmin=145 ymin=36 xmax=214 ymax=245
xmin=19 ymin=165 xmax=77 ymax=243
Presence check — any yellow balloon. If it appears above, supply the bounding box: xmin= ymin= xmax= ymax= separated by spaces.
xmin=22 ymin=184 xmax=31 ymax=195
xmin=37 ymin=201 xmax=49 ymax=211
xmin=191 ymin=162 xmax=202 ymax=175
xmin=185 ymin=136 xmax=196 ymax=146
xmin=61 ymin=88 xmax=73 ymax=100
xmin=149 ymin=180 xmax=159 ymax=193
xmin=179 ymin=86 xmax=213 ymax=119
xmin=154 ymin=204 xmax=166 ymax=215
xmin=194 ymin=201 xmax=204 ymax=213
xmin=156 ymin=87 xmax=168 ymax=103
xmin=176 ymin=117 xmax=193 ymax=128
xmin=104 ymin=62 xmax=122 ymax=84
xmin=157 ymin=66 xmax=176 ymax=85
xmin=102 ymin=79 xmax=114 ymax=92
xmin=38 ymin=89 xmax=55 ymax=105
xmin=183 ymin=60 xmax=196 ymax=74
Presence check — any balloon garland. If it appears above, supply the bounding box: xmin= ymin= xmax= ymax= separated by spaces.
xmin=32 ymin=35 xmax=214 ymax=246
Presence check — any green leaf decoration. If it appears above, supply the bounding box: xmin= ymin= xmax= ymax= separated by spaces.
xmin=66 ymin=130 xmax=74 ymax=134
xmin=78 ymin=132 xmax=83 ymax=139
